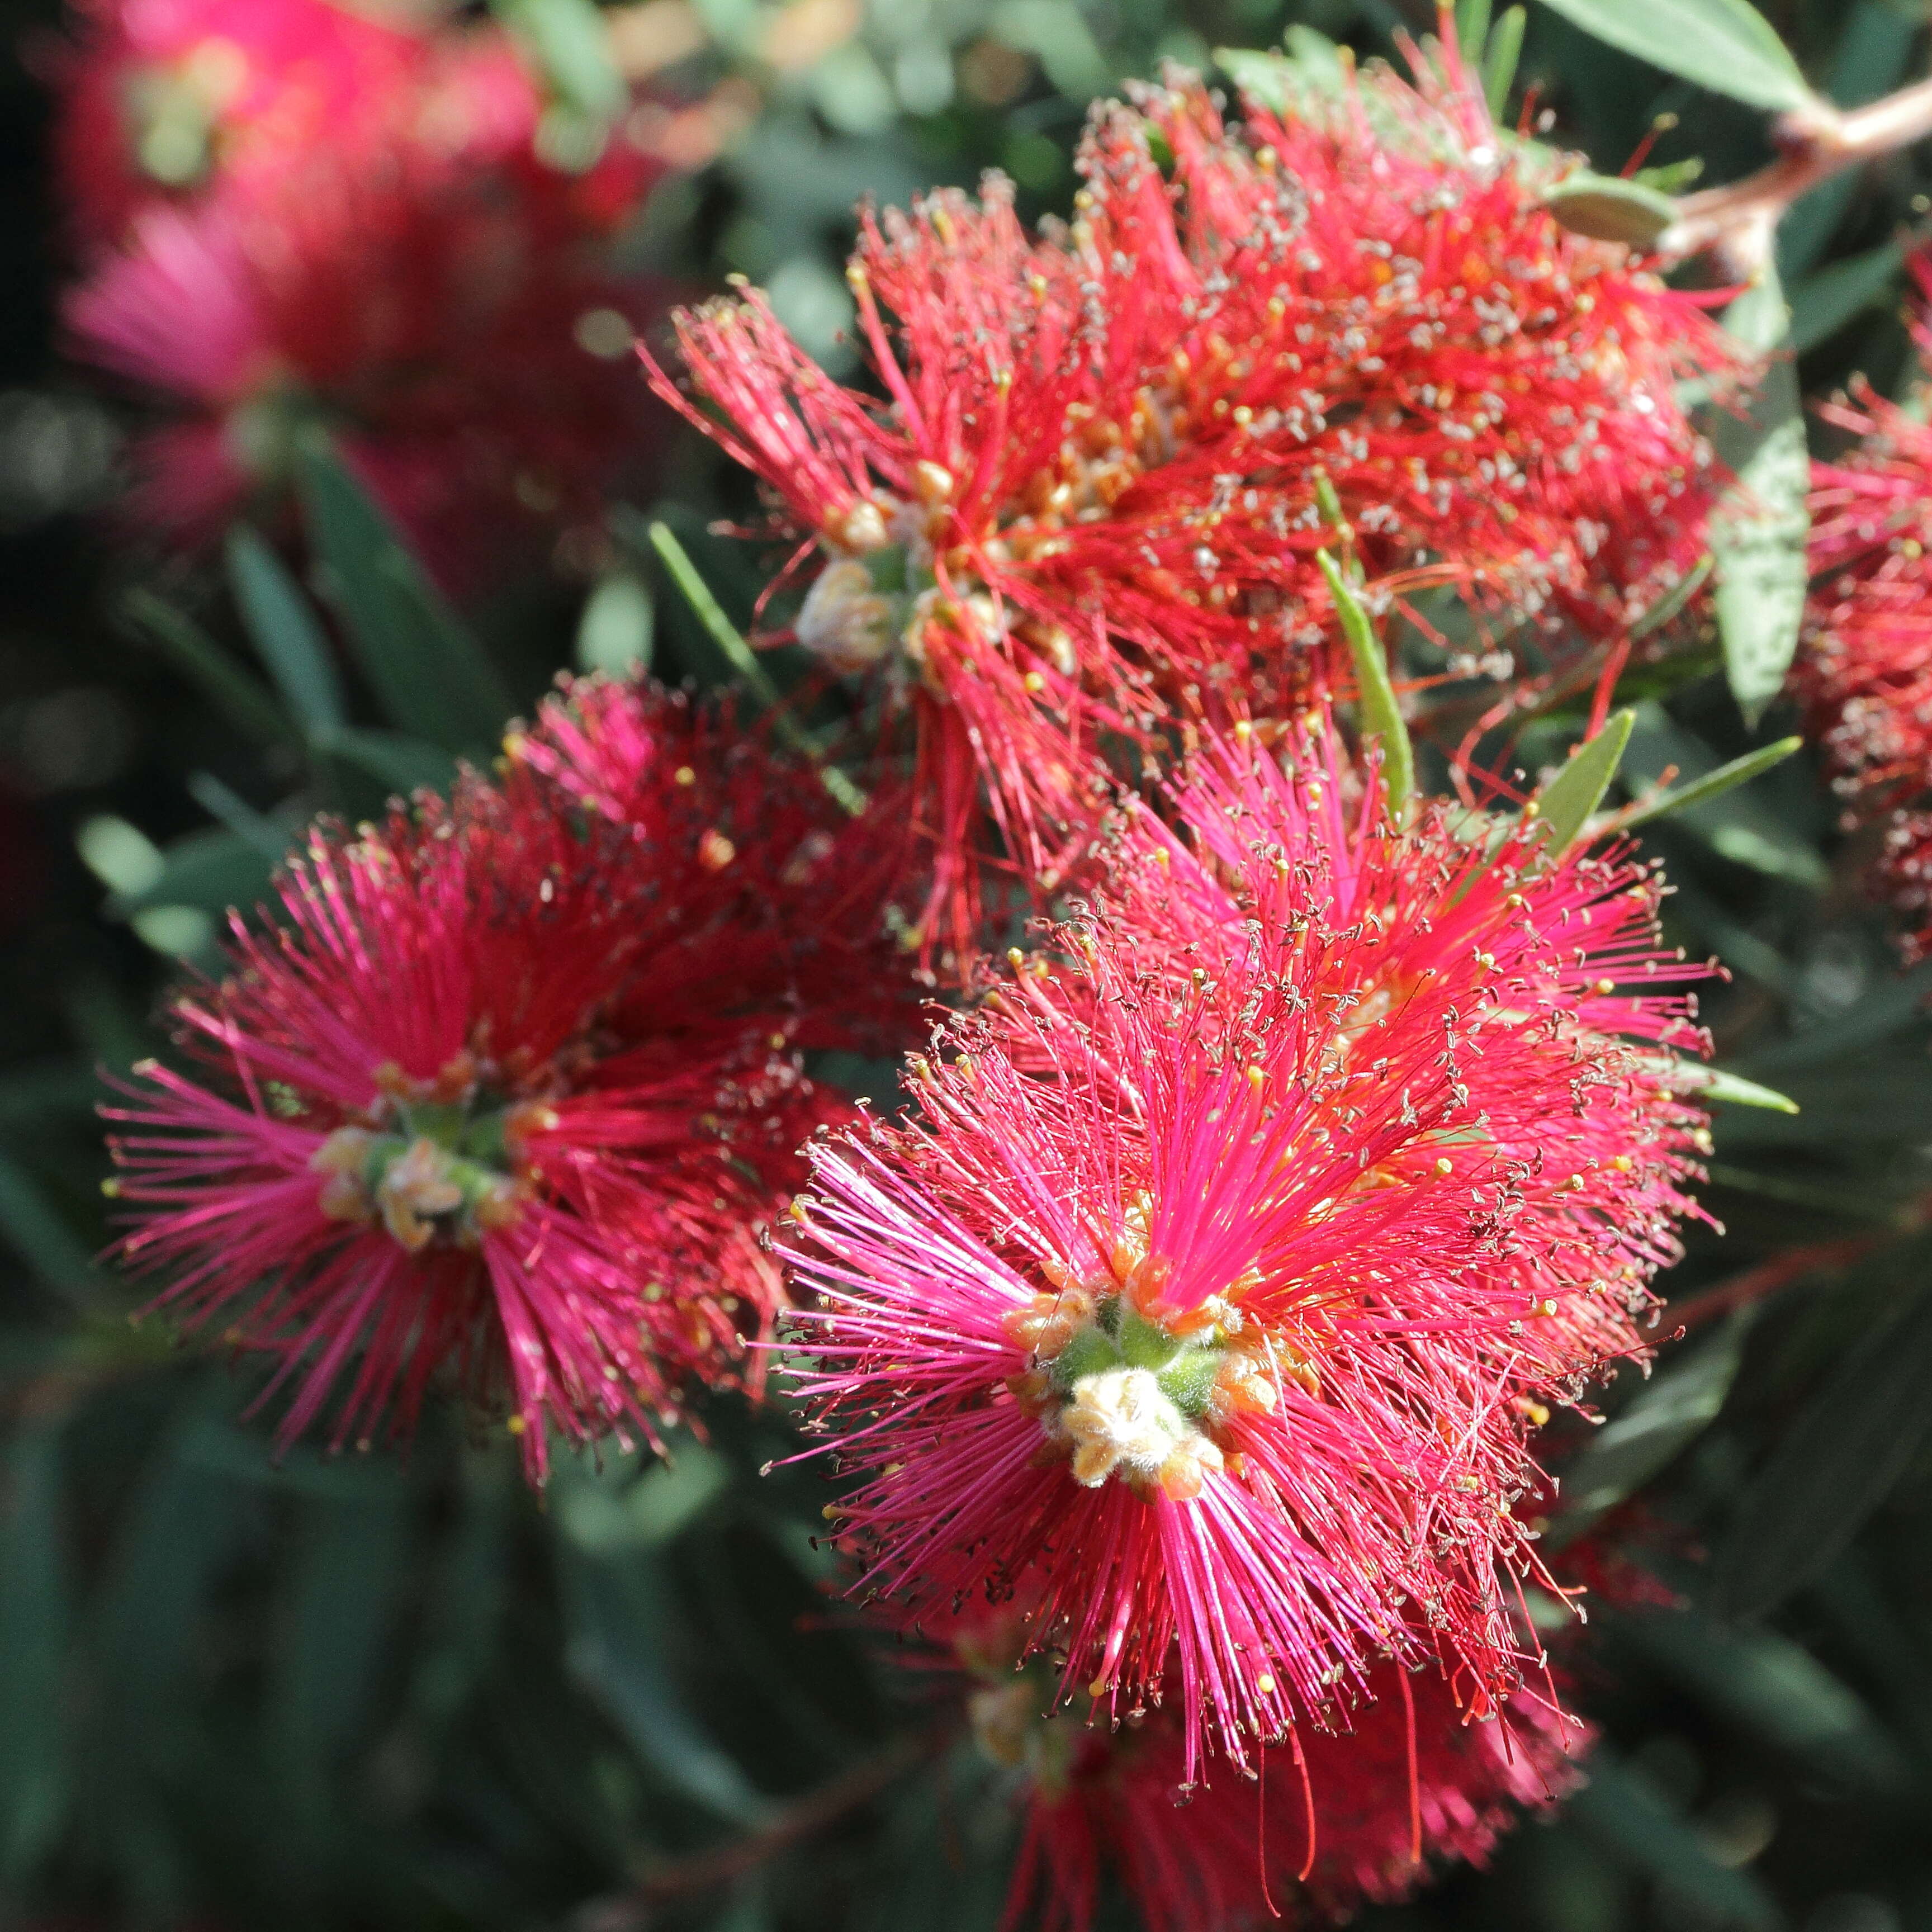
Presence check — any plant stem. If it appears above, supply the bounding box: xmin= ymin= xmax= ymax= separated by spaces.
xmin=1664 ymin=77 xmax=1932 ymax=273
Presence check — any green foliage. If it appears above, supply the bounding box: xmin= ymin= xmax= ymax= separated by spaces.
xmin=7 ymin=2 xmax=1932 ymax=1929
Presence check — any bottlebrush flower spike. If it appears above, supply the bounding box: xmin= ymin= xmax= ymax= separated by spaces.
xmin=946 ymin=1608 xmax=1587 ymax=1932
xmin=784 ymin=720 xmax=1712 ymax=1782
xmin=61 ymin=9 xmax=664 ymax=584
xmin=105 ymin=692 xmax=916 ymax=1480
xmin=51 ymin=0 xmax=423 ymax=253
xmin=651 ymin=26 xmax=1730 ymax=955
xmin=1798 ymin=268 xmax=1932 ymax=960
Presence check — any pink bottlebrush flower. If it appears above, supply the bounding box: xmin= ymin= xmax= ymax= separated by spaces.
xmin=651 ymin=30 xmax=1730 ymax=954
xmin=784 ymin=721 xmax=1712 ymax=1782
xmin=948 ymin=1609 xmax=1587 ymax=1932
xmin=51 ymin=0 xmax=422 ymax=252
xmin=61 ymin=10 xmax=664 ymax=584
xmin=105 ymin=689 xmax=915 ymax=1479
xmin=505 ymin=673 xmax=925 ymax=1053
xmin=1798 ymin=267 xmax=1932 ymax=959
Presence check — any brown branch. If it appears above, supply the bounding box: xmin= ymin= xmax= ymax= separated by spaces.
xmin=1663 ymin=77 xmax=1932 ymax=274
xmin=568 ymin=1729 xmax=944 ymax=1932
xmin=1669 ymin=1235 xmax=1875 ymax=1332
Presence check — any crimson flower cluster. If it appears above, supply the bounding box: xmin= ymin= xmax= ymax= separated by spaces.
xmin=653 ymin=37 xmax=1729 ymax=952
xmin=951 ymin=1606 xmax=1585 ymax=1932
xmin=1799 ymin=263 xmax=1932 ymax=959
xmin=58 ymin=0 xmax=664 ymax=583
xmin=106 ymin=678 xmax=915 ymax=1479
xmin=783 ymin=722 xmax=1711 ymax=1843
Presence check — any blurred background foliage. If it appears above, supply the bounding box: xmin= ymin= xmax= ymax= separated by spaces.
xmin=4 ymin=0 xmax=1932 ymax=1928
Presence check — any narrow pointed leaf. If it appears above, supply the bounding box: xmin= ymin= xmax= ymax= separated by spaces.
xmin=1715 ymin=1270 xmax=1932 ymax=1618
xmin=1710 ymin=265 xmax=1810 ymax=724
xmin=650 ymin=521 xmax=868 ymax=816
xmin=1548 ymin=1316 xmax=1750 ymax=1541
xmin=1621 ymin=736 xmax=1804 ymax=828
xmin=120 ymin=589 xmax=291 ymax=749
xmin=1682 ymin=1066 xmax=1800 ymax=1113
xmin=295 ymin=436 xmax=510 ymax=753
xmin=1534 ymin=0 xmax=1813 ymax=113
xmin=1483 ymin=7 xmax=1525 ymax=118
xmin=1568 ymin=1750 xmax=1780 ymax=1929
xmin=225 ymin=525 xmax=346 ymax=733
xmin=1318 ymin=550 xmax=1412 ymax=804
xmin=1532 ymin=708 xmax=1635 ymax=855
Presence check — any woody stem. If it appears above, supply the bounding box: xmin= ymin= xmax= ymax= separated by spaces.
xmin=1662 ymin=75 xmax=1932 ymax=273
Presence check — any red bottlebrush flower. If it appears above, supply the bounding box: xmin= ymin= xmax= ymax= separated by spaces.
xmin=651 ymin=33 xmax=1729 ymax=954
xmin=1798 ymin=273 xmax=1932 ymax=960
xmin=784 ymin=721 xmax=1711 ymax=1781
xmin=105 ymin=684 xmax=915 ymax=1479
xmin=950 ymin=1613 xmax=1586 ymax=1932
xmin=61 ymin=9 xmax=664 ymax=584
xmin=51 ymin=0 xmax=422 ymax=252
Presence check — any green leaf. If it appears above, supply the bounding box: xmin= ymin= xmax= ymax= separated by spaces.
xmin=1483 ymin=7 xmax=1526 ymax=119
xmin=225 ymin=525 xmax=347 ymax=734
xmin=1531 ymin=708 xmax=1634 ymax=855
xmin=294 ymin=436 xmax=510 ymax=754
xmin=108 ymin=826 xmax=276 ymax=918
xmin=649 ymin=521 xmax=868 ymax=817
xmin=1715 ymin=1270 xmax=1932 ymax=1618
xmin=575 ymin=568 xmax=654 ymax=676
xmin=120 ymin=588 xmax=291 ymax=749
xmin=1549 ymin=1317 xmax=1750 ymax=1541
xmin=1543 ymin=173 xmax=1678 ymax=247
xmin=1619 ymin=735 xmax=1803 ymax=828
xmin=1318 ymin=551 xmax=1413 ymax=804
xmin=1615 ymin=1609 xmax=1911 ymax=1793
xmin=493 ymin=0 xmax=626 ymax=125
xmin=269 ymin=1489 xmax=410 ymax=1832
xmin=1709 ymin=265 xmax=1810 ymax=725
xmin=1533 ymin=0 xmax=1813 ymax=113
xmin=310 ymin=726 xmax=459 ymax=801
xmin=0 ymin=1427 xmax=68 ymax=1881
xmin=1568 ymin=1750 xmax=1781 ymax=1929
xmin=1788 ymin=238 xmax=1905 ymax=354
xmin=0 ymin=1152 xmax=102 ymax=1302
xmin=1689 ymin=1067 xmax=1801 ymax=1113
xmin=1630 ymin=555 xmax=1715 ymax=641
xmin=557 ymin=1539 xmax=770 ymax=1825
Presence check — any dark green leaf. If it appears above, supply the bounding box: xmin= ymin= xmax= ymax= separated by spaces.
xmin=1715 ymin=1269 xmax=1932 ymax=1618
xmin=1615 ymin=1609 xmax=1911 ymax=1793
xmin=120 ymin=589 xmax=291 ymax=749
xmin=1619 ymin=735 xmax=1804 ymax=830
xmin=310 ymin=726 xmax=458 ymax=800
xmin=0 ymin=1153 xmax=101 ymax=1302
xmin=1709 ymin=267 xmax=1810 ymax=724
xmin=225 ymin=525 xmax=347 ymax=734
xmin=1533 ymin=0 xmax=1813 ymax=113
xmin=0 ymin=1426 xmax=68 ymax=1880
xmin=295 ymin=436 xmax=510 ymax=753
xmin=1550 ymin=1317 xmax=1750 ymax=1540
xmin=108 ymin=827 xmax=276 ymax=918
xmin=1788 ymin=239 xmax=1905 ymax=354
xmin=1532 ymin=708 xmax=1634 ymax=855
xmin=1568 ymin=1750 xmax=1781 ymax=1928
xmin=269 ymin=1489 xmax=410 ymax=1831
xmin=556 ymin=1538 xmax=770 ymax=1825
xmin=1544 ymin=173 xmax=1677 ymax=247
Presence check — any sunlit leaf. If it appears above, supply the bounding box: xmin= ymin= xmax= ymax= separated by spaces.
xmin=1534 ymin=0 xmax=1813 ymax=113
xmin=1531 ymin=708 xmax=1634 ymax=855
